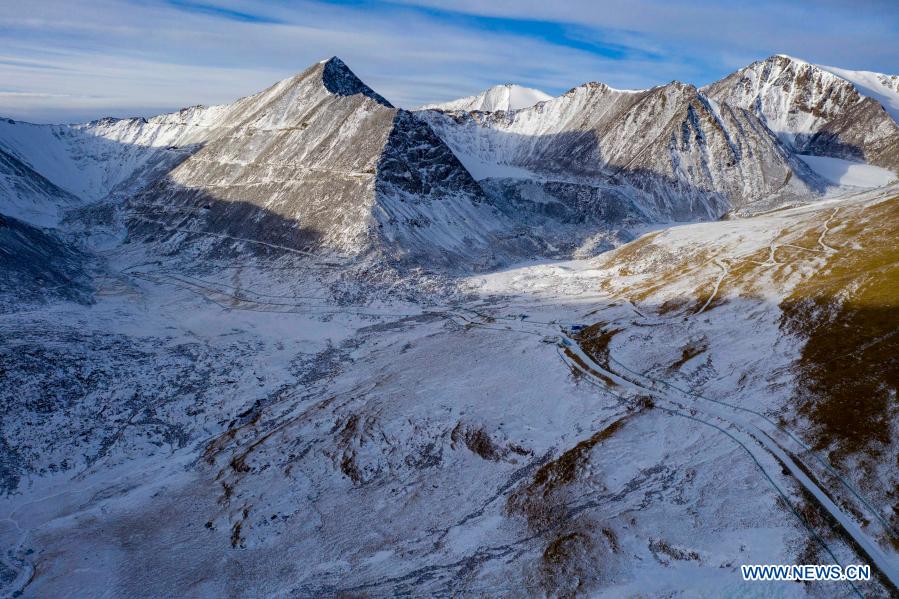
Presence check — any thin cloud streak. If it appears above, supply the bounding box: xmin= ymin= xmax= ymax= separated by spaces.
xmin=0 ymin=0 xmax=895 ymax=123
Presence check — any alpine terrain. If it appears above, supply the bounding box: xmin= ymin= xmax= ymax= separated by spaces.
xmin=0 ymin=53 xmax=897 ymax=598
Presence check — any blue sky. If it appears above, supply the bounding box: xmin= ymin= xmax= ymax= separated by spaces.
xmin=1 ymin=0 xmax=897 ymax=122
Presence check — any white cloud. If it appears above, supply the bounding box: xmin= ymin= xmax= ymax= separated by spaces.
xmin=0 ymin=0 xmax=895 ymax=123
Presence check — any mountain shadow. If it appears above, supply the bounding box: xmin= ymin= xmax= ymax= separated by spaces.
xmin=0 ymin=212 xmax=92 ymax=311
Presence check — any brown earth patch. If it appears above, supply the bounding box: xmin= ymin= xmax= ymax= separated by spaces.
xmin=780 ymin=196 xmax=899 ymax=462
xmin=539 ymin=530 xmax=595 ymax=598
xmin=669 ymin=338 xmax=709 ymax=372
xmin=508 ymin=412 xmax=643 ymax=531
xmin=577 ymin=323 xmax=622 ymax=371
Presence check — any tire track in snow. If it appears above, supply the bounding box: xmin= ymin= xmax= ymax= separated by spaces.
xmin=696 ymin=258 xmax=728 ymax=315
xmin=818 ymin=207 xmax=840 ymax=253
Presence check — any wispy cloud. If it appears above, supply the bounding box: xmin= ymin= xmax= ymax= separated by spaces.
xmin=0 ymin=0 xmax=896 ymax=123
xmin=165 ymin=0 xmax=286 ymax=24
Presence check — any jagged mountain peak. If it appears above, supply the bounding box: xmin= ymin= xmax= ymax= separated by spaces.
xmin=770 ymin=53 xmax=810 ymax=65
xmin=703 ymin=53 xmax=899 ymax=172
xmin=710 ymin=54 xmax=899 ymax=123
xmin=665 ymin=80 xmax=696 ymax=91
xmin=317 ymin=56 xmax=393 ymax=107
xmin=561 ymin=80 xmax=649 ymax=99
xmin=232 ymin=56 xmax=393 ymax=120
xmin=562 ymin=81 xmax=613 ymax=96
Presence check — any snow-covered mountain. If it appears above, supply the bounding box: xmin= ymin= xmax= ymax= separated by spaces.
xmin=3 ymin=54 xmax=896 ymax=266
xmin=0 ymin=58 xmax=535 ymax=271
xmin=120 ymin=57 xmax=535 ymax=270
xmin=417 ymin=79 xmax=824 ymax=224
xmin=0 ymin=145 xmax=84 ymax=227
xmin=703 ymin=54 xmax=899 ymax=172
xmin=418 ymin=83 xmax=553 ymax=112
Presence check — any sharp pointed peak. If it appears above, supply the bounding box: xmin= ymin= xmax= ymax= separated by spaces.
xmin=317 ymin=56 xmax=393 ymax=108
xmin=750 ymin=54 xmax=822 ymax=72
xmin=564 ymin=81 xmax=648 ymax=96
xmin=771 ymin=53 xmax=808 ymax=63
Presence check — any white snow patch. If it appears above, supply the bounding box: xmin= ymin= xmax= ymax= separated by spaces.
xmin=797 ymin=154 xmax=896 ymax=188
xmin=452 ymin=152 xmax=539 ymax=181
xmin=419 ymin=84 xmax=552 ymax=112
xmin=815 ymin=63 xmax=899 ymax=123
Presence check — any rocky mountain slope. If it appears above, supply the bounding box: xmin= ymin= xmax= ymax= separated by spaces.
xmin=0 ymin=145 xmax=84 ymax=227
xmin=417 ymin=78 xmax=825 ymax=230
xmin=0 ymin=58 xmax=533 ymax=272
xmin=121 ymin=58 xmax=532 ymax=270
xmin=0 ymin=213 xmax=92 ymax=311
xmin=419 ymin=83 xmax=553 ymax=112
xmin=3 ymin=55 xmax=895 ymax=268
xmin=703 ymin=55 xmax=899 ymax=172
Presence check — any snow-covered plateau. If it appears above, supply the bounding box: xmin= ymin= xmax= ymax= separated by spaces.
xmin=0 ymin=55 xmax=897 ymax=598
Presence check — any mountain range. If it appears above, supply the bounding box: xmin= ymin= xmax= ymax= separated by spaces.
xmin=0 ymin=53 xmax=897 ymax=598
xmin=3 ymin=54 xmax=895 ymax=272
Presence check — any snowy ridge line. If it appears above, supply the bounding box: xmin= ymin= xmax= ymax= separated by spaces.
xmin=555 ymin=346 xmax=863 ymax=599
xmin=418 ymin=84 xmax=553 ymax=112
xmin=813 ymin=62 xmax=899 ymax=124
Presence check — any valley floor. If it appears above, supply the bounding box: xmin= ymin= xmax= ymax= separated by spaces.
xmin=1 ymin=187 xmax=897 ymax=598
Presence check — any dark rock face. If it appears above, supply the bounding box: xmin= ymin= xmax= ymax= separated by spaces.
xmin=803 ymin=98 xmax=899 ymax=173
xmin=0 ymin=213 xmax=92 ymax=311
xmin=377 ymin=111 xmax=484 ymax=199
xmin=321 ymin=57 xmax=393 ymax=108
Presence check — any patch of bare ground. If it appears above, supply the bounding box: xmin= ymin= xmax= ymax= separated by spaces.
xmin=450 ymin=422 xmax=530 ymax=461
xmin=451 ymin=423 xmax=500 ymax=460
xmin=668 ymin=338 xmax=709 ymax=372
xmin=656 ymin=297 xmax=691 ymax=315
xmin=779 ymin=196 xmax=898 ymax=467
xmin=335 ymin=413 xmax=365 ymax=483
xmin=508 ymin=405 xmax=651 ymax=531
xmin=538 ymin=529 xmax=596 ymax=598
xmin=688 ymin=290 xmax=728 ymax=315
xmin=530 ymin=521 xmax=623 ymax=597
xmin=506 ymin=408 xmax=636 ymax=597
xmin=577 ymin=323 xmax=622 ymax=371
xmin=596 ymin=231 xmax=662 ymax=275
xmin=230 ymin=506 xmax=250 ymax=548
xmin=508 ymin=408 xmax=648 ymax=596
xmin=648 ymin=538 xmax=700 ymax=564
